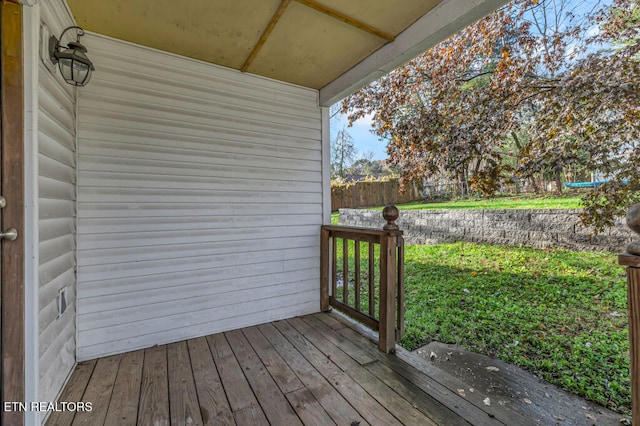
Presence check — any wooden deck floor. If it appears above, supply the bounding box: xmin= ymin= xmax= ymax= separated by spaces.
xmin=46 ymin=312 xmax=536 ymax=426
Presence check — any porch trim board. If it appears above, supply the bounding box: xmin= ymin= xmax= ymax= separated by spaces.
xmin=1 ymin=2 xmax=25 ymax=426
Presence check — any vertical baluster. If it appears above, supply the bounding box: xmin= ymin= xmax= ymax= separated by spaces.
xmin=331 ymin=235 xmax=337 ymax=304
xmin=620 ymin=203 xmax=640 ymax=422
xmin=343 ymin=238 xmax=349 ymax=303
xmin=320 ymin=227 xmax=330 ymax=311
xmin=355 ymin=240 xmax=361 ymax=311
xmin=368 ymin=242 xmax=375 ymax=316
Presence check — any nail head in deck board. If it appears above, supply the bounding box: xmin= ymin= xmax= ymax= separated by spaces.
xmin=167 ymin=341 xmax=204 ymax=425
xmin=206 ymin=333 xmax=259 ymax=412
xmin=45 ymin=360 xmax=97 ymax=426
xmin=225 ymin=329 xmax=303 ymax=425
xmin=288 ymin=318 xmax=436 ymax=426
xmin=256 ymin=323 xmax=368 ymax=426
xmin=274 ymin=320 xmax=400 ymax=425
xmin=104 ymin=350 xmax=144 ymax=426
xmin=72 ymin=354 xmax=122 ymax=426
xmin=186 ymin=337 xmax=235 ymax=425
xmin=232 ymin=404 xmax=270 ymax=426
xmin=285 ymin=387 xmax=337 ymax=426
xmin=241 ymin=326 xmax=304 ymax=394
xmin=137 ymin=345 xmax=170 ymax=426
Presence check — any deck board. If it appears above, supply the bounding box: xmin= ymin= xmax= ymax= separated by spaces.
xmin=187 ymin=337 xmax=235 ymax=425
xmin=104 ymin=350 xmax=144 ymax=426
xmin=167 ymin=341 xmax=203 ymax=425
xmin=47 ymin=312 xmax=526 ymax=426
xmin=137 ymin=345 xmax=170 ymax=426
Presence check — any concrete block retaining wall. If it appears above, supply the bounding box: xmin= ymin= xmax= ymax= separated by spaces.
xmin=339 ymin=208 xmax=634 ymax=252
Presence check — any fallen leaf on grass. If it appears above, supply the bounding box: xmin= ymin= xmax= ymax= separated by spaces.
xmin=486 ymin=366 xmax=500 ymax=372
xmin=457 ymin=389 xmax=466 ymax=397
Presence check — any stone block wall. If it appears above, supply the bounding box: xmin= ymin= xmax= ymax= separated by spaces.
xmin=339 ymin=208 xmax=634 ymax=252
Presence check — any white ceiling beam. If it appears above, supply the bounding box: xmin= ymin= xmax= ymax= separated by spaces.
xmin=319 ymin=0 xmax=509 ymax=106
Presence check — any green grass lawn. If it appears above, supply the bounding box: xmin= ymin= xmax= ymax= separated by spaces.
xmin=331 ymin=194 xmax=581 ymax=223
xmin=400 ymin=242 xmax=630 ymax=414
xmin=384 ymin=195 xmax=582 ymax=211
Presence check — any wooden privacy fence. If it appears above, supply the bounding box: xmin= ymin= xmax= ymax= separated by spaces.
xmin=620 ymin=203 xmax=640 ymax=423
xmin=321 ymin=206 xmax=404 ymax=353
xmin=331 ymin=179 xmax=422 ymax=210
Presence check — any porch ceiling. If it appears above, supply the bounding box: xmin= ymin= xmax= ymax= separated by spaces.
xmin=65 ymin=0 xmax=439 ymax=90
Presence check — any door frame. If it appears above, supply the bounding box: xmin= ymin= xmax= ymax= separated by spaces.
xmin=1 ymin=1 xmax=25 ymax=425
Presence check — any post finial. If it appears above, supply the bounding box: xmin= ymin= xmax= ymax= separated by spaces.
xmin=627 ymin=203 xmax=640 ymax=255
xmin=382 ymin=205 xmax=399 ymax=230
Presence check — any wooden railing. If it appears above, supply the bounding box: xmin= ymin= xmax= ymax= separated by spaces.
xmin=620 ymin=203 xmax=640 ymax=423
xmin=320 ymin=205 xmax=404 ymax=353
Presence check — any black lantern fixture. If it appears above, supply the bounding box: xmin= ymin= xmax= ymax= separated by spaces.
xmin=49 ymin=26 xmax=95 ymax=87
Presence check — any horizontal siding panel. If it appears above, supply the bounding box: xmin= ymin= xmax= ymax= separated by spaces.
xmin=77 ymin=156 xmax=321 ymax=182
xmin=79 ymin=108 xmax=320 ymax=142
xmin=39 ymin=176 xmax=76 ymax=201
xmin=39 ymin=218 xmax=75 ymax=242
xmin=39 ymin=199 xmax=75 ymax=220
xmin=77 ymin=34 xmax=323 ymax=358
xmin=78 ymin=268 xmax=318 ymax=313
xmin=79 ymin=140 xmax=320 ymax=172
xmin=77 ymin=300 xmax=318 ymax=361
xmin=39 ymin=235 xmax=75 ymax=265
xmin=78 ymin=248 xmax=317 ymax=282
xmin=77 ymin=235 xmax=318 ymax=266
xmin=38 ymin=110 xmax=75 ymax=152
xmin=79 ymin=264 xmax=320 ymax=299
xmin=77 ymin=291 xmax=319 ymax=350
xmin=77 ymin=188 xmax=320 ymax=204
xmin=78 ymin=213 xmax=322 ymax=235
xmin=81 ymin=88 xmax=321 ymax=130
xmin=77 ymin=224 xmax=318 ymax=250
xmin=78 ymin=202 xmax=321 ymax=219
xmin=38 ymin=131 xmax=76 ymax=167
xmin=79 ymin=122 xmax=321 ymax=155
xmin=39 ymin=252 xmax=75 ymax=287
xmin=79 ymin=279 xmax=318 ymax=331
xmin=38 ymin=153 xmax=75 ymax=184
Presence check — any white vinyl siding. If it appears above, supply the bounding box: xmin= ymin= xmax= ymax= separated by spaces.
xmin=37 ymin=0 xmax=78 ymax=407
xmin=76 ymin=34 xmax=323 ymax=360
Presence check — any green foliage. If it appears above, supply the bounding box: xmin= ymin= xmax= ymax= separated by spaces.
xmin=400 ymin=242 xmax=630 ymax=414
xmin=342 ymin=0 xmax=640 ymax=231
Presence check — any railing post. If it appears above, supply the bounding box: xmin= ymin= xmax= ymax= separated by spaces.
xmin=379 ymin=205 xmax=400 ymax=353
xmin=620 ymin=203 xmax=640 ymax=423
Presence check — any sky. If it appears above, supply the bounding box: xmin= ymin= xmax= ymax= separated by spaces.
xmin=330 ymin=110 xmax=389 ymax=161
xmin=327 ymin=0 xmax=612 ymax=164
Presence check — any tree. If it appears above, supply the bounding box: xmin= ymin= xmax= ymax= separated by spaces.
xmin=342 ymin=0 xmax=639 ymax=230
xmin=331 ymin=127 xmax=357 ymax=178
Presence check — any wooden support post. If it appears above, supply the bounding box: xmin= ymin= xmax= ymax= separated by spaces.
xmin=379 ymin=232 xmax=397 ymax=353
xmin=378 ymin=205 xmax=401 ymax=353
xmin=620 ymin=203 xmax=640 ymax=424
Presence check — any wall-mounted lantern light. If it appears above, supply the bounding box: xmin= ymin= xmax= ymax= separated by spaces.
xmin=49 ymin=26 xmax=94 ymax=87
